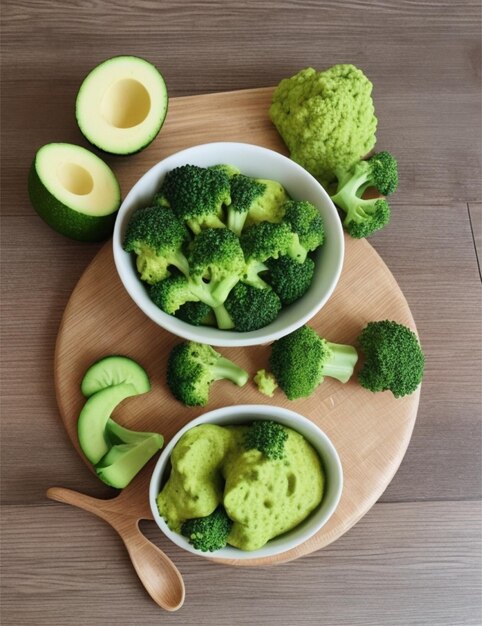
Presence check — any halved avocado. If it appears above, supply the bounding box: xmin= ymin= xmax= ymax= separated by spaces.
xmin=28 ymin=143 xmax=121 ymax=241
xmin=76 ymin=56 xmax=168 ymax=155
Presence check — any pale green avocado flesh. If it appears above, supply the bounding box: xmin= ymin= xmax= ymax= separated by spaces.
xmin=157 ymin=424 xmax=324 ymax=551
xmin=81 ymin=355 xmax=151 ymax=397
xmin=76 ymin=56 xmax=168 ymax=155
xmin=28 ymin=143 xmax=121 ymax=242
xmin=96 ymin=433 xmax=164 ymax=489
xmin=77 ymin=382 xmax=139 ymax=465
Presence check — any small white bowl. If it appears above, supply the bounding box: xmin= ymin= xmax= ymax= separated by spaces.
xmin=149 ymin=404 xmax=343 ymax=561
xmin=113 ymin=142 xmax=344 ymax=347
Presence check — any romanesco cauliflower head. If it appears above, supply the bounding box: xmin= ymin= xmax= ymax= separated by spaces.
xmin=269 ymin=65 xmax=378 ymax=185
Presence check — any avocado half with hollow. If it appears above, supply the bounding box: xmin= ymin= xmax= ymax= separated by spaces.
xmin=76 ymin=56 xmax=168 ymax=155
xmin=28 ymin=143 xmax=121 ymax=241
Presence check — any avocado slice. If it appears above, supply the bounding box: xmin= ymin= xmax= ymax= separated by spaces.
xmin=28 ymin=143 xmax=121 ymax=241
xmin=81 ymin=355 xmax=151 ymax=398
xmin=105 ymin=418 xmax=159 ymax=446
xmin=95 ymin=433 xmax=164 ymax=489
xmin=77 ymin=383 xmax=138 ymax=464
xmin=76 ymin=56 xmax=168 ymax=155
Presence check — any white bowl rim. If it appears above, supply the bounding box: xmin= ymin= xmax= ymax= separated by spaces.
xmin=149 ymin=404 xmax=343 ymax=560
xmin=113 ymin=141 xmax=345 ymax=348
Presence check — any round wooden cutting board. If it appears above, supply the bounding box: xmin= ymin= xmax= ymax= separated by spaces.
xmin=54 ymin=234 xmax=420 ymax=567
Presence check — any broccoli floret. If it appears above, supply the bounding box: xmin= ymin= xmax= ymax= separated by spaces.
xmin=159 ymin=164 xmax=231 ymax=234
xmin=357 ymin=320 xmax=425 ymax=398
xmin=175 ymin=301 xmax=214 ymax=326
xmin=253 ymin=369 xmax=278 ymax=398
xmin=189 ymin=227 xmax=245 ymax=305
xmin=243 ymin=179 xmax=290 ymax=227
xmin=226 ymin=174 xmax=267 ymax=236
xmin=244 ymin=420 xmax=288 ymax=460
xmin=150 ymin=274 xmax=200 ymax=314
xmin=181 ymin=506 xmax=233 ymax=552
xmin=269 ymin=326 xmax=359 ymax=400
xmin=224 ymin=282 xmax=282 ymax=331
xmin=266 ymin=255 xmax=315 ymax=305
xmin=330 ymin=152 xmax=398 ymax=239
xmin=269 ymin=65 xmax=378 ymax=185
xmin=338 ymin=198 xmax=391 ymax=239
xmin=209 ymin=164 xmax=241 ymax=178
xmin=167 ymin=341 xmax=249 ymax=406
xmin=282 ymin=200 xmax=325 ymax=253
xmin=240 ymin=221 xmax=306 ymax=288
xmin=123 ymin=205 xmax=190 ymax=284
xmin=149 ymin=273 xmax=234 ymax=330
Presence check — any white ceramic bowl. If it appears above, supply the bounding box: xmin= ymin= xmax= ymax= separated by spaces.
xmin=149 ymin=404 xmax=343 ymax=560
xmin=113 ymin=142 xmax=344 ymax=347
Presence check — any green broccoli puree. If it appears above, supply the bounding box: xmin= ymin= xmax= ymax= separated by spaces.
xmin=157 ymin=423 xmax=324 ymax=551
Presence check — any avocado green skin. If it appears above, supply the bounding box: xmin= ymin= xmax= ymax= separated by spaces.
xmin=28 ymin=158 xmax=120 ymax=242
xmin=75 ymin=55 xmax=169 ymax=156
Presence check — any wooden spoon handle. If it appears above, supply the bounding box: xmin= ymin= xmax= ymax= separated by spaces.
xmin=119 ymin=520 xmax=186 ymax=612
xmin=46 ymin=487 xmax=185 ymax=611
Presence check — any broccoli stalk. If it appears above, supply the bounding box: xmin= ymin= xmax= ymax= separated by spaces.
xmin=167 ymin=341 xmax=249 ymax=406
xmin=269 ymin=326 xmax=358 ymax=400
xmin=181 ymin=506 xmax=233 ymax=552
xmin=330 ymin=151 xmax=398 ymax=239
xmin=357 ymin=320 xmax=425 ymax=398
xmin=149 ymin=228 xmax=245 ymax=329
xmin=226 ymin=174 xmax=268 ymax=236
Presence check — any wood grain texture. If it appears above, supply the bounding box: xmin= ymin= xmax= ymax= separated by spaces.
xmin=1 ymin=0 xmax=481 ymax=622
xmin=468 ymin=203 xmax=482 ymax=282
xmin=2 ymin=501 xmax=481 ymax=626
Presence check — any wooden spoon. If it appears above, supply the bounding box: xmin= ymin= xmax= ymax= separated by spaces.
xmin=46 ymin=479 xmax=185 ymax=612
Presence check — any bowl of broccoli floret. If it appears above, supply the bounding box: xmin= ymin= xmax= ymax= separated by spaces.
xmin=148 ymin=404 xmax=343 ymax=559
xmin=113 ymin=142 xmax=344 ymax=347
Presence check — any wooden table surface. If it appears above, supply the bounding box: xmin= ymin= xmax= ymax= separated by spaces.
xmin=1 ymin=1 xmax=481 ymax=624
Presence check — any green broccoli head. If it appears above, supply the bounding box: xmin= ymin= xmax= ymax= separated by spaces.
xmin=241 ymin=221 xmax=303 ymax=265
xmin=159 ymin=164 xmax=231 ymax=234
xmin=149 ymin=274 xmax=199 ymax=315
xmin=269 ymin=65 xmax=377 ymax=185
xmin=244 ymin=420 xmax=288 ymax=460
xmin=167 ymin=341 xmax=249 ymax=406
xmin=330 ymin=151 xmax=397 ymax=239
xmin=209 ymin=163 xmax=241 ymax=178
xmin=224 ymin=282 xmax=282 ymax=331
xmin=365 ymin=151 xmax=399 ymax=196
xmin=343 ymin=198 xmax=391 ymax=239
xmin=188 ymin=227 xmax=245 ymax=304
xmin=253 ymin=369 xmax=278 ymax=398
xmin=226 ymin=174 xmax=268 ymax=236
xmin=123 ymin=205 xmax=191 ymax=283
xmin=266 ymin=255 xmax=315 ymax=305
xmin=281 ymin=200 xmax=325 ymax=252
xmin=357 ymin=320 xmax=425 ymax=398
xmin=269 ymin=325 xmax=358 ymax=400
xmin=181 ymin=506 xmax=233 ymax=552
xmin=175 ymin=301 xmax=214 ymax=326
xmin=243 ymin=178 xmax=289 ymax=228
